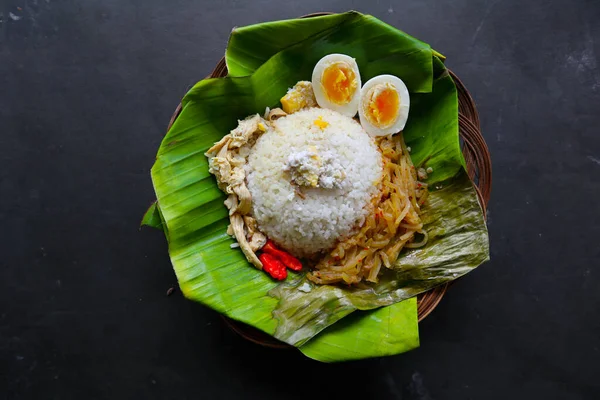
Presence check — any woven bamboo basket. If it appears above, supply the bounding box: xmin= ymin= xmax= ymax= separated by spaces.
xmin=166 ymin=13 xmax=492 ymax=349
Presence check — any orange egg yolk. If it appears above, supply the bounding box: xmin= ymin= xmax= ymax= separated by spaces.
xmin=321 ymin=62 xmax=357 ymax=105
xmin=365 ymin=84 xmax=400 ymax=128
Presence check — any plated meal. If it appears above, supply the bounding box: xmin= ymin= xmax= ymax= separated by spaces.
xmin=143 ymin=11 xmax=490 ymax=362
xmin=206 ymin=54 xmax=429 ymax=285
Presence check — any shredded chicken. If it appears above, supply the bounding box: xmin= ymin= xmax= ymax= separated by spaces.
xmin=205 ymin=135 xmax=231 ymax=156
xmin=267 ymin=108 xmax=287 ymax=121
xmin=208 ymin=157 xmax=232 ymax=193
xmin=224 ymin=195 xmax=238 ymax=216
xmin=229 ymin=115 xmax=263 ymax=148
xmin=204 ymin=114 xmax=271 ymax=269
xmin=230 ymin=214 xmax=263 ymax=269
xmin=244 ymin=216 xmax=267 ymax=252
xmin=233 ymin=184 xmax=252 ymax=215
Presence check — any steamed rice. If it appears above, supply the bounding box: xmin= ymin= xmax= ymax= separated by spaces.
xmin=246 ymin=108 xmax=383 ymax=257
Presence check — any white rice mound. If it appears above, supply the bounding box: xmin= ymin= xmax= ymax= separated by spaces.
xmin=246 ymin=107 xmax=383 ymax=257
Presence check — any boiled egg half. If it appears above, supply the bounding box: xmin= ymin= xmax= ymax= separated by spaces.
xmin=359 ymin=75 xmax=410 ymax=137
xmin=312 ymin=54 xmax=361 ymax=117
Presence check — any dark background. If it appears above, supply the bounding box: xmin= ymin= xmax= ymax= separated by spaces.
xmin=1 ymin=0 xmax=599 ymax=398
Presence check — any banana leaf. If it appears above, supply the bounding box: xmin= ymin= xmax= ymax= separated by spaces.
xmin=225 ymin=11 xmax=434 ymax=93
xmin=142 ymin=194 xmax=421 ymax=361
xmin=141 ymin=201 xmax=421 ymax=361
xmin=299 ymin=297 xmax=419 ymax=362
xmin=148 ymin=13 xmax=489 ymax=361
xmin=225 ymin=13 xmax=354 ymax=77
xmin=141 ymin=201 xmax=162 ymax=230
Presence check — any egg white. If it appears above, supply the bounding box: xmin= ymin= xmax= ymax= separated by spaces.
xmin=311 ymin=54 xmax=361 ymax=117
xmin=359 ymin=75 xmax=410 ymax=137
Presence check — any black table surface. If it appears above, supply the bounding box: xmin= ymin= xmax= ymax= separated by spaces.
xmin=1 ymin=0 xmax=599 ymax=399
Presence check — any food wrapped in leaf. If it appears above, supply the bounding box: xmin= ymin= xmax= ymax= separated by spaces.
xmin=144 ymin=12 xmax=489 ymax=362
